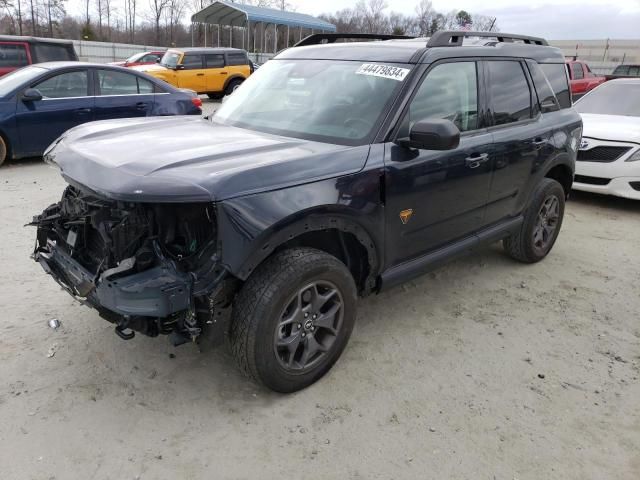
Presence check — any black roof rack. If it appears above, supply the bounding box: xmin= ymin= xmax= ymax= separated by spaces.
xmin=427 ymin=30 xmax=548 ymax=47
xmin=294 ymin=33 xmax=415 ymax=47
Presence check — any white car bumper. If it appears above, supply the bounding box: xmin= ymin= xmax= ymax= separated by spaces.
xmin=574 ymin=137 xmax=640 ymax=200
xmin=573 ymin=175 xmax=640 ymax=199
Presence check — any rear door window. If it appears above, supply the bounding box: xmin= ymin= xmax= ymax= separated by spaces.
xmin=97 ymin=69 xmax=154 ymax=95
xmin=0 ymin=43 xmax=28 ymax=67
xmin=35 ymin=70 xmax=89 ymax=98
xmin=204 ymin=54 xmax=225 ymax=68
xmin=539 ymin=63 xmax=571 ymax=108
xmin=33 ymin=44 xmax=75 ymax=62
xmin=487 ymin=61 xmax=532 ymax=126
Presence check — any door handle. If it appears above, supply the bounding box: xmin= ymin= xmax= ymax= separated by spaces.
xmin=220 ymin=72 xmax=228 ymax=75
xmin=532 ymin=138 xmax=546 ymax=148
xmin=74 ymin=108 xmax=91 ymax=114
xmin=465 ymin=153 xmax=489 ymax=169
xmin=135 ymin=102 xmax=148 ymax=110
xmin=196 ymin=73 xmax=205 ymax=76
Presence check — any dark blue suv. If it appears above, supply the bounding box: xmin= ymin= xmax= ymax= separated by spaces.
xmin=31 ymin=32 xmax=581 ymax=392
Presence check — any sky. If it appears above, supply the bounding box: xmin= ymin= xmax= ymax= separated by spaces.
xmin=291 ymin=0 xmax=640 ymax=39
xmin=66 ymin=0 xmax=640 ymax=40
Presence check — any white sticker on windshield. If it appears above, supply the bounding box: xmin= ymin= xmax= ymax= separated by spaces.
xmin=356 ymin=63 xmax=410 ymax=81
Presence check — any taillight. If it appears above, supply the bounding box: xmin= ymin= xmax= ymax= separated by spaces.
xmin=191 ymin=97 xmax=202 ymax=109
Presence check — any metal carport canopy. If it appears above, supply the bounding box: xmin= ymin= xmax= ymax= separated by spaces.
xmin=191 ymin=0 xmax=336 ymax=31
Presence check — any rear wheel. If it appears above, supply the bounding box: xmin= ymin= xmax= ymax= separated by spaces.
xmin=503 ymin=178 xmax=565 ymax=263
xmin=229 ymin=248 xmax=357 ymax=393
xmin=0 ymin=135 xmax=7 ymax=167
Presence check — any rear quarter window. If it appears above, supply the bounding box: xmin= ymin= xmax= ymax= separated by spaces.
xmin=33 ymin=44 xmax=76 ymax=62
xmin=539 ymin=63 xmax=571 ymax=109
xmin=226 ymin=53 xmax=248 ymax=66
xmin=527 ymin=60 xmax=560 ymax=113
xmin=0 ymin=43 xmax=28 ymax=67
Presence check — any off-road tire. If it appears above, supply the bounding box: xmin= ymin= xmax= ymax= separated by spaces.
xmin=229 ymin=247 xmax=357 ymax=393
xmin=224 ymin=78 xmax=243 ymax=96
xmin=0 ymin=135 xmax=7 ymax=167
xmin=503 ymin=178 xmax=565 ymax=263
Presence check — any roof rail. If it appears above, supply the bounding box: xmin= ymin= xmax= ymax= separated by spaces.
xmin=427 ymin=30 xmax=548 ymax=47
xmin=294 ymin=33 xmax=415 ymax=47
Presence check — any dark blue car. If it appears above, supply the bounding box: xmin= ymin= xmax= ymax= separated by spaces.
xmin=0 ymin=61 xmax=202 ymax=166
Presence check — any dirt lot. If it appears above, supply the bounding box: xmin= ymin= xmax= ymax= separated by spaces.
xmin=1 ymin=156 xmax=638 ymax=480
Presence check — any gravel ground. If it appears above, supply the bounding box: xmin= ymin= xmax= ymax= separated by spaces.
xmin=0 ymin=152 xmax=639 ymax=479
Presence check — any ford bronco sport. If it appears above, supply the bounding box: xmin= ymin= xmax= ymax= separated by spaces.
xmin=31 ymin=31 xmax=582 ymax=392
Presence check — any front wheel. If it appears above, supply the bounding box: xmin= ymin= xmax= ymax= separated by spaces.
xmin=503 ymin=178 xmax=566 ymax=263
xmin=229 ymin=248 xmax=357 ymax=393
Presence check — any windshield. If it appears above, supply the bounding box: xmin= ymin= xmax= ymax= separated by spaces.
xmin=213 ymin=59 xmax=412 ymax=145
xmin=126 ymin=52 xmax=146 ymax=63
xmin=575 ymin=82 xmax=640 ymax=117
xmin=160 ymin=51 xmax=181 ymax=69
xmin=0 ymin=66 xmax=46 ymax=97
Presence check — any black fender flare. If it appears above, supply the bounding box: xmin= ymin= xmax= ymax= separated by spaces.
xmin=234 ymin=213 xmax=380 ymax=293
xmin=223 ymin=75 xmax=246 ymax=92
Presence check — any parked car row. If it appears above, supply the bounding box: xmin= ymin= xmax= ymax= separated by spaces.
xmin=0 ymin=39 xmax=259 ymax=166
xmin=0 ymin=62 xmax=203 ymax=166
xmin=135 ymin=47 xmax=254 ymax=99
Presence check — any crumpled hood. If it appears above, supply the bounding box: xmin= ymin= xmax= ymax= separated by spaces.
xmin=47 ymin=116 xmax=369 ymax=203
xmin=580 ymin=113 xmax=640 ymax=143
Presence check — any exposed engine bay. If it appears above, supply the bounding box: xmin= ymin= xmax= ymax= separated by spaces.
xmin=31 ymin=185 xmax=234 ymax=345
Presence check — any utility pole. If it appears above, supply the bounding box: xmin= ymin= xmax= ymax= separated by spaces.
xmin=488 ymin=17 xmax=496 ymax=32
xmin=17 ymin=0 xmax=23 ymax=35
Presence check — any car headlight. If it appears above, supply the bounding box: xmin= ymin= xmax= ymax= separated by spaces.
xmin=626 ymin=149 xmax=640 ymax=162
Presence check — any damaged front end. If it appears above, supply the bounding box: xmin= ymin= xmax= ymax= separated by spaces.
xmin=30 ymin=185 xmax=235 ymax=345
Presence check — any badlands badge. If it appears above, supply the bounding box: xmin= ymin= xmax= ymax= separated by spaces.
xmin=399 ymin=209 xmax=413 ymax=224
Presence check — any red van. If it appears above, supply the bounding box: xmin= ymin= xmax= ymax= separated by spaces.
xmin=0 ymin=36 xmax=77 ymax=76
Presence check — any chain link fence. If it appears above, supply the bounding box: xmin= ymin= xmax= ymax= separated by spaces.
xmin=550 ymin=39 xmax=640 ymax=75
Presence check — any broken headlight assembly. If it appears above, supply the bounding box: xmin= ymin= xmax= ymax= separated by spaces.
xmin=30 ymin=185 xmax=230 ymax=344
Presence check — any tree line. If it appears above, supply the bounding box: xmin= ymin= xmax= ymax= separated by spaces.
xmin=0 ymin=0 xmax=497 ymax=49
xmin=319 ymin=0 xmax=497 ymax=37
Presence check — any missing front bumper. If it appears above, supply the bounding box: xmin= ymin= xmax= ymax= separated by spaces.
xmin=35 ymin=239 xmax=192 ymax=319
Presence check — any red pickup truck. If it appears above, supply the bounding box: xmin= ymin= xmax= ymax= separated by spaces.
xmin=0 ymin=35 xmax=77 ymax=76
xmin=565 ymin=59 xmax=606 ymax=100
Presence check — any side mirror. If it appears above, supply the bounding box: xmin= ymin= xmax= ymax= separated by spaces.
xmin=397 ymin=118 xmax=460 ymax=150
xmin=176 ymin=64 xmax=185 ymax=70
xmin=156 ymin=58 xmax=161 ymax=63
xmin=22 ymin=88 xmax=43 ymax=102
